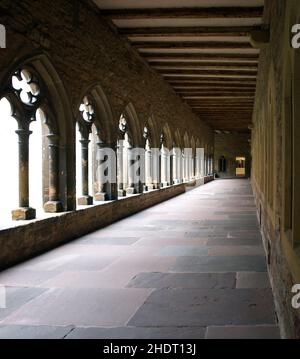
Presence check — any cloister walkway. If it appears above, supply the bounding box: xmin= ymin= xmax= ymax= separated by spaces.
xmin=0 ymin=179 xmax=280 ymax=339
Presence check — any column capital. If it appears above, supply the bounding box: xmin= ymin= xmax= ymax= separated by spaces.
xmin=79 ymin=138 xmax=90 ymax=149
xmin=97 ymin=141 xmax=117 ymax=150
xmin=15 ymin=129 xmax=32 ymax=138
xmin=47 ymin=134 xmax=60 ymax=146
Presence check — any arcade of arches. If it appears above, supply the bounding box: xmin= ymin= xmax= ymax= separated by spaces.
xmin=0 ymin=0 xmax=299 ymax=339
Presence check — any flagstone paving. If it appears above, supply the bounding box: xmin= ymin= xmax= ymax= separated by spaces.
xmin=0 ymin=179 xmax=280 ymax=339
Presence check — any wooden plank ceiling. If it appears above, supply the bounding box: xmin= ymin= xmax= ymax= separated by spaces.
xmin=93 ymin=0 xmax=265 ymax=134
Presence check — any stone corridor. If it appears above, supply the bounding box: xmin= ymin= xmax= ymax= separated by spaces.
xmin=0 ymin=180 xmax=280 ymax=339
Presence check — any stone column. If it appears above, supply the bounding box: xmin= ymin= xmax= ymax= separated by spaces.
xmin=161 ymin=147 xmax=168 ymax=187
xmin=178 ymin=150 xmax=183 ymax=183
xmin=190 ymin=155 xmax=194 ymax=179
xmin=151 ymin=148 xmax=160 ymax=189
xmin=145 ymin=148 xmax=153 ymax=190
xmin=126 ymin=145 xmax=136 ymax=195
xmin=95 ymin=140 xmax=108 ymax=201
xmin=44 ymin=134 xmax=63 ymax=213
xmin=78 ymin=138 xmax=93 ymax=205
xmin=173 ymin=149 xmax=178 ymax=184
xmin=12 ymin=129 xmax=36 ymax=220
xmin=97 ymin=142 xmax=118 ymax=201
xmin=195 ymin=154 xmax=199 ymax=179
xmin=117 ymin=141 xmax=126 ymax=197
xmin=186 ymin=151 xmax=190 ymax=182
xmin=134 ymin=149 xmax=144 ymax=195
xmin=182 ymin=152 xmax=186 ymax=182
xmin=170 ymin=149 xmax=174 ymax=185
xmin=164 ymin=149 xmax=169 ymax=186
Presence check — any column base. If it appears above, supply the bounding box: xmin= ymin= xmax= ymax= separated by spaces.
xmin=126 ymin=187 xmax=136 ymax=195
xmin=143 ymin=185 xmax=149 ymax=192
xmin=78 ymin=196 xmax=93 ymax=206
xmin=118 ymin=190 xmax=127 ymax=197
xmin=44 ymin=201 xmax=63 ymax=213
xmin=147 ymin=184 xmax=155 ymax=191
xmin=160 ymin=182 xmax=169 ymax=188
xmin=94 ymin=192 xmax=109 ymax=202
xmin=12 ymin=207 xmax=36 ymax=221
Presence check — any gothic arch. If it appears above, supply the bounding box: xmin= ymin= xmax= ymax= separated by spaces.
xmin=76 ymin=84 xmax=116 ymax=145
xmin=183 ymin=131 xmax=191 ymax=149
xmin=144 ymin=116 xmax=160 ymax=148
xmin=0 ymin=53 xmax=75 ymax=212
xmin=121 ymin=102 xmax=142 ymax=147
xmin=161 ymin=123 xmax=173 ymax=149
xmin=174 ymin=129 xmax=183 ymax=149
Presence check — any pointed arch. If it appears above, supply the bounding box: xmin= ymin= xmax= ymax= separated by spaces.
xmin=121 ymin=102 xmax=143 ymax=147
xmin=161 ymin=122 xmax=173 ymax=149
xmin=144 ymin=116 xmax=160 ymax=148
xmin=0 ymin=53 xmax=75 ymax=212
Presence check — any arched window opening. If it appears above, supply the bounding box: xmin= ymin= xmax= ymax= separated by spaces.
xmin=144 ymin=127 xmax=153 ymax=191
xmin=160 ymin=134 xmax=170 ymax=188
xmin=183 ymin=148 xmax=193 ymax=182
xmin=76 ymin=96 xmax=96 ymax=206
xmin=0 ymin=97 xmax=18 ymax=225
xmin=219 ymin=156 xmax=227 ymax=173
xmin=172 ymin=144 xmax=182 ymax=185
xmin=2 ymin=67 xmax=62 ymax=221
xmin=29 ymin=110 xmax=44 ymax=217
xmin=117 ymin=114 xmax=134 ymax=197
xmin=236 ymin=157 xmax=246 ymax=177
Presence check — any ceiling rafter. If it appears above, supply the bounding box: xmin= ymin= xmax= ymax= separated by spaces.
xmin=101 ymin=7 xmax=264 ymax=19
xmin=94 ymin=1 xmax=265 ymax=133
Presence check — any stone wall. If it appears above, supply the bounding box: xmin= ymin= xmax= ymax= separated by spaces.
xmin=0 ymin=0 xmax=214 ymax=269
xmin=251 ymin=0 xmax=300 ymax=339
xmin=214 ymin=133 xmax=251 ymax=178
xmin=0 ymin=183 xmax=187 ymax=270
xmin=0 ymin=0 xmax=212 ymax=147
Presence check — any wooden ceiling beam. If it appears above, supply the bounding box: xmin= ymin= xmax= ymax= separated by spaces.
xmin=164 ymin=75 xmax=257 ymax=80
xmin=183 ymin=96 xmax=255 ymax=100
xmin=102 ymin=7 xmax=264 ymax=19
xmin=176 ymin=88 xmax=256 ymax=92
xmin=187 ymin=100 xmax=254 ymax=103
xmin=179 ymin=93 xmax=255 ymax=98
xmin=159 ymin=69 xmax=257 ymax=76
xmin=194 ymin=110 xmax=253 ymax=113
xmin=192 ymin=107 xmax=254 ymax=110
xmin=169 ymin=80 xmax=257 ymax=85
xmin=151 ymin=63 xmax=258 ymax=70
xmin=142 ymin=53 xmax=259 ymax=61
xmin=173 ymin=85 xmax=256 ymax=89
xmin=120 ymin=26 xmax=261 ymax=37
xmin=187 ymin=102 xmax=254 ymax=105
xmin=133 ymin=41 xmax=253 ymax=49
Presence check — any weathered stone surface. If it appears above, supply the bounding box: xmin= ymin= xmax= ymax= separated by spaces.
xmin=78 ymin=196 xmax=93 ymax=206
xmin=0 ymin=184 xmax=186 ymax=270
xmin=127 ymin=272 xmax=236 ymax=290
xmin=0 ymin=287 xmax=47 ymax=321
xmin=170 ymin=255 xmax=267 ymax=273
xmin=206 ymin=325 xmax=280 ymax=339
xmin=236 ymin=272 xmax=271 ymax=289
xmin=128 ymin=288 xmax=277 ymax=327
xmin=66 ymin=326 xmax=206 ymax=340
xmin=11 ymin=208 xmax=36 ymax=221
xmin=0 ymin=180 xmax=278 ymax=339
xmin=0 ymin=325 xmax=74 ymax=339
xmin=44 ymin=201 xmax=63 ymax=213
xmin=2 ymin=288 xmax=152 ymax=327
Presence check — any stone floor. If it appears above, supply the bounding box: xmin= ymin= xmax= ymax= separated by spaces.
xmin=0 ymin=179 xmax=280 ymax=339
